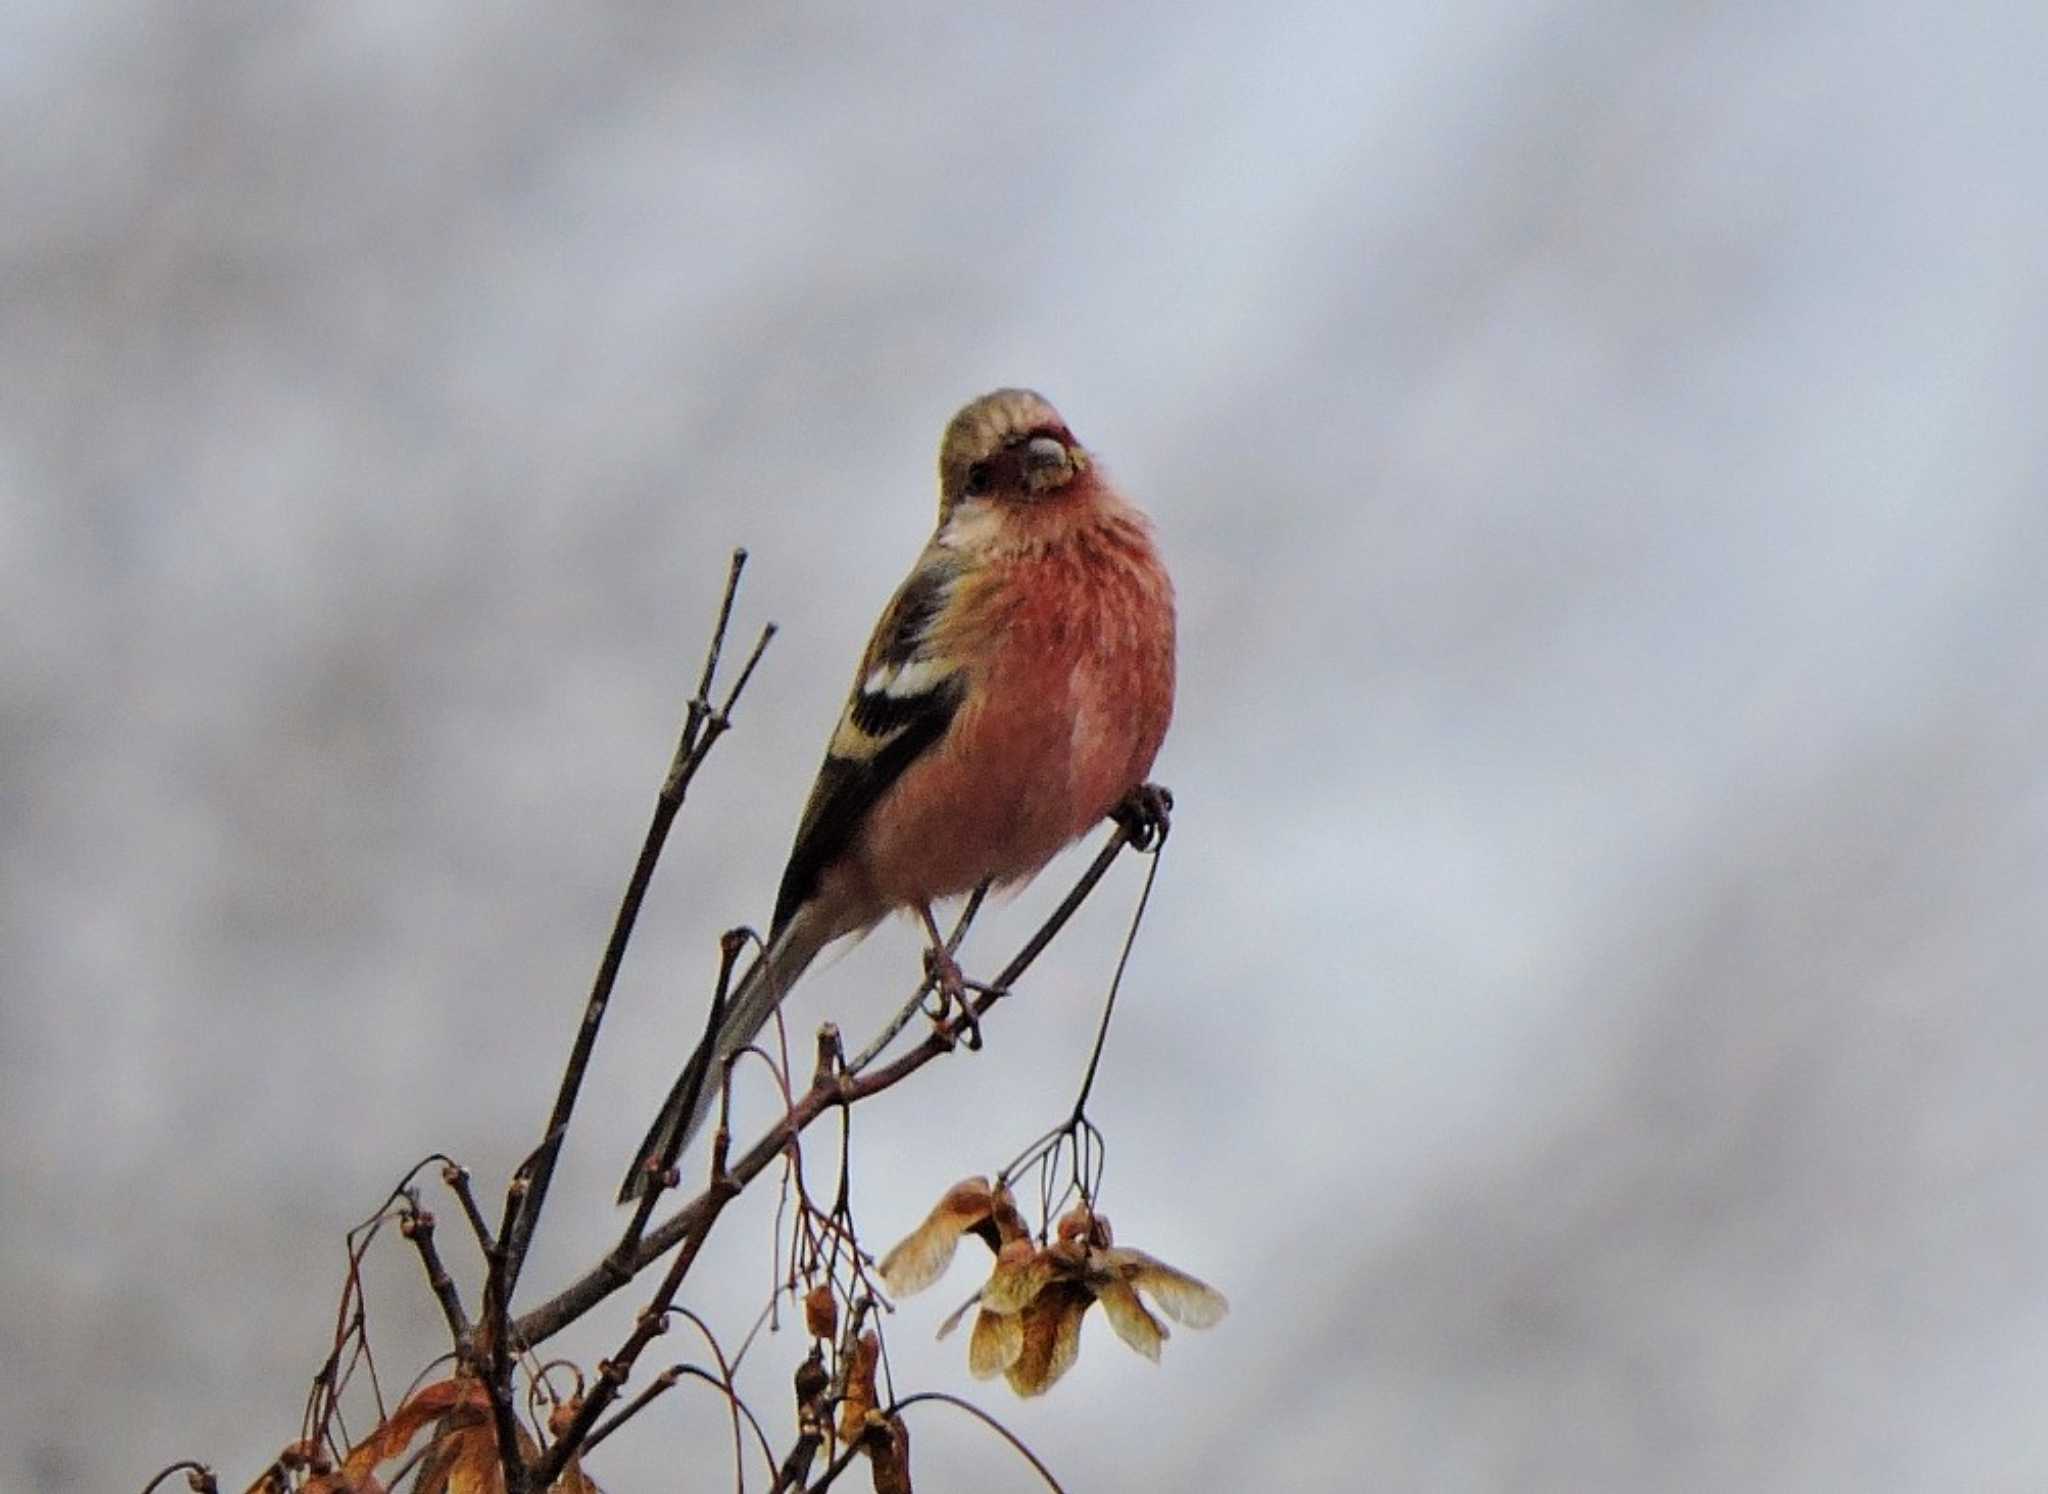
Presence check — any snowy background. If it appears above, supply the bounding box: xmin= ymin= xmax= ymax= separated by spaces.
xmin=7 ymin=2 xmax=2048 ymax=1489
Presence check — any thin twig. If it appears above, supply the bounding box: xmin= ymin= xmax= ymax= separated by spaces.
xmin=441 ymin=1160 xmax=495 ymax=1257
xmin=582 ymin=1360 xmax=779 ymax=1481
xmin=527 ymin=1155 xmax=744 ymax=1486
xmin=1065 ymin=809 xmax=1169 ymax=1119
xmin=527 ymin=1358 xmax=587 ymax=1435
xmin=813 ymin=1391 xmax=1067 ymax=1493
xmin=139 ymin=1461 xmax=219 ymax=1494
xmin=513 ymin=809 xmax=1149 ymax=1348
xmin=400 ymin=1201 xmax=471 ymax=1351
xmin=992 ymin=818 xmax=1170 ymax=1205
xmin=502 ymin=550 xmax=769 ymax=1300
xmin=394 ymin=1350 xmax=463 ymax=1414
xmin=309 ymin=1161 xmax=459 ymax=1455
xmin=581 ymin=1302 xmax=774 ymax=1488
xmin=614 ymin=927 xmax=748 ymax=1259
xmin=481 ymin=1170 xmax=532 ymax=1490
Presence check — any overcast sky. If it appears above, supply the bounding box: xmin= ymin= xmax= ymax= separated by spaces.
xmin=7 ymin=2 xmax=2048 ymax=1490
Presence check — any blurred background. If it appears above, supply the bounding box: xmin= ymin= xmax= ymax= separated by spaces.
xmin=6 ymin=1 xmax=2047 ymax=1489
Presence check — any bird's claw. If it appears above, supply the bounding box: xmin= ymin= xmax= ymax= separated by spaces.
xmin=1112 ymin=782 xmax=1174 ymax=850
xmin=923 ymin=946 xmax=984 ymax=1050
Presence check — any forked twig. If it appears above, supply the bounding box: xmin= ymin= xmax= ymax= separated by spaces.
xmin=479 ymin=1165 xmax=531 ymax=1487
xmin=613 ymin=926 xmax=753 ymax=1260
xmin=400 ymin=1199 xmax=470 ymax=1350
xmin=527 ymin=1156 xmax=743 ymax=1487
xmin=512 ymin=802 xmax=1159 ymax=1349
xmin=995 ymin=797 xmax=1172 ymax=1207
xmin=502 ymin=549 xmax=771 ymax=1300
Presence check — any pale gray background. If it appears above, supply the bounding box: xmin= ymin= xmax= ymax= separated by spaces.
xmin=6 ymin=2 xmax=2047 ymax=1490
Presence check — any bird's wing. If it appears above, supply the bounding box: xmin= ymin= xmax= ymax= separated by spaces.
xmin=771 ymin=553 xmax=968 ymax=931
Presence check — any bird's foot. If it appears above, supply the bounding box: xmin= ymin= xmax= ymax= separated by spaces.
xmin=923 ymin=945 xmax=984 ymax=1050
xmin=1112 ymin=782 xmax=1174 ymax=850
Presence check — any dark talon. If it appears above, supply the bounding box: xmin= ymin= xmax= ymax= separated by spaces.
xmin=1112 ymin=782 xmax=1174 ymax=850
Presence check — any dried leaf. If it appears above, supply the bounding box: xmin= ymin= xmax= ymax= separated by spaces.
xmin=805 ymin=1282 xmax=839 ymax=1341
xmin=1095 ymin=1279 xmax=1165 ymax=1361
xmin=443 ymin=1423 xmax=503 ymax=1494
xmin=545 ymin=1396 xmax=581 ymax=1440
xmin=877 ymin=1178 xmax=994 ymax=1296
xmin=1110 ymin=1249 xmax=1230 ymax=1329
xmin=1005 ymin=1284 xmax=1088 ymax=1397
xmin=933 ymin=1206 xmax=1230 ymax=1392
xmin=538 ymin=1399 xmax=603 ymax=1494
xmin=339 ymin=1379 xmax=488 ymax=1485
xmin=412 ymin=1413 xmax=501 ymax=1494
xmin=866 ymin=1412 xmax=913 ymax=1494
xmin=836 ymin=1331 xmax=882 ymax=1445
xmin=967 ymin=1306 xmax=1023 ymax=1380
xmin=980 ymin=1240 xmax=1053 ymax=1315
xmin=306 ymin=1374 xmax=602 ymax=1494
xmin=1055 ymin=1207 xmax=1111 ymax=1249
xmin=976 ymin=1184 xmax=1030 ymax=1252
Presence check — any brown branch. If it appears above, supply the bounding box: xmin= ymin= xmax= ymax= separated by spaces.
xmin=481 ymin=1169 xmax=533 ymax=1491
xmin=613 ymin=927 xmax=750 ymax=1259
xmin=305 ymin=1164 xmax=460 ymax=1458
xmin=400 ymin=1202 xmax=471 ymax=1353
xmin=512 ymin=810 xmax=1148 ymax=1349
xmin=648 ymin=1303 xmax=778 ymax=1481
xmin=582 ymin=1361 xmax=780 ymax=1481
xmin=528 ymin=1147 xmax=744 ymax=1487
xmin=501 ymin=548 xmax=772 ymax=1301
xmin=441 ymin=1159 xmax=495 ymax=1257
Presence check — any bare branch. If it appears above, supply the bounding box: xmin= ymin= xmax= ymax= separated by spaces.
xmin=512 ymin=814 xmax=1149 ymax=1349
xmin=502 ymin=549 xmax=769 ymax=1300
xmin=527 ymin=1163 xmax=743 ymax=1486
xmin=614 ymin=927 xmax=750 ymax=1258
xmin=400 ymin=1201 xmax=471 ymax=1352
xmin=481 ymin=1167 xmax=533 ymax=1489
xmin=441 ymin=1159 xmax=496 ymax=1257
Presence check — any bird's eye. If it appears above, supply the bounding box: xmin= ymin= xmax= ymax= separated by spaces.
xmin=964 ymin=461 xmax=992 ymax=496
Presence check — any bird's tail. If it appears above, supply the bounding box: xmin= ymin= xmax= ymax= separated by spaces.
xmin=617 ymin=913 xmax=831 ymax=1203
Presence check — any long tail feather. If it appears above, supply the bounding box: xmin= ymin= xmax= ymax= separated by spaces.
xmin=617 ymin=912 xmax=832 ymax=1203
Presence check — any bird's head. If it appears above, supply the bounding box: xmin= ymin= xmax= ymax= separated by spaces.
xmin=937 ymin=389 xmax=1092 ymax=517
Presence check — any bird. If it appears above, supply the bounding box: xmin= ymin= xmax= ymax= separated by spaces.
xmin=620 ymin=389 xmax=1176 ymax=1202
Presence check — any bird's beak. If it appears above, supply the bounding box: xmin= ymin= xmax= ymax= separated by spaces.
xmin=1023 ymin=435 xmax=1077 ymax=490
